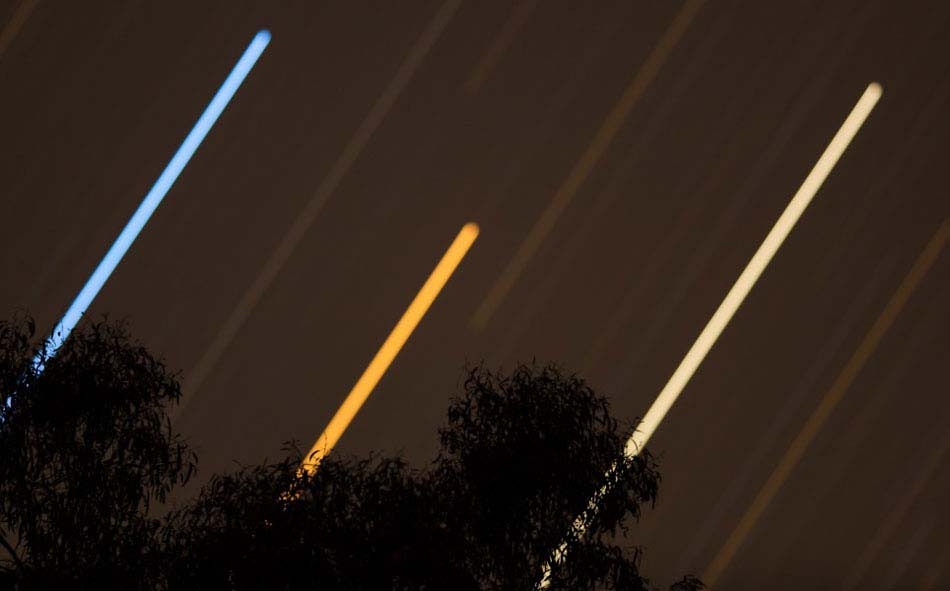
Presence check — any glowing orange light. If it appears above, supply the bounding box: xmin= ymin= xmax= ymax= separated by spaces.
xmin=300 ymin=222 xmax=480 ymax=474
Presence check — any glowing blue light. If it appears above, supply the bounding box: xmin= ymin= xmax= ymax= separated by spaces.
xmin=39 ymin=30 xmax=271 ymax=364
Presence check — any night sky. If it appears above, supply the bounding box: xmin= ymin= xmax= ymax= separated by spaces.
xmin=1 ymin=1 xmax=948 ymax=588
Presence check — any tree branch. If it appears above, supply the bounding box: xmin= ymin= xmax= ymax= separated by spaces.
xmin=0 ymin=531 xmax=24 ymax=570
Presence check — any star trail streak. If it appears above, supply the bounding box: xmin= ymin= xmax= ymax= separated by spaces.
xmin=539 ymin=82 xmax=883 ymax=588
xmin=38 ymin=30 xmax=271 ymax=367
xmin=5 ymin=4 xmax=950 ymax=586
xmin=300 ymin=222 xmax=480 ymax=474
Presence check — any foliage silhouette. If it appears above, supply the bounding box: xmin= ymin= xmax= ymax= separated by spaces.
xmin=165 ymin=363 xmax=702 ymax=590
xmin=0 ymin=314 xmax=196 ymax=589
xmin=1 ymin=314 xmax=702 ymax=590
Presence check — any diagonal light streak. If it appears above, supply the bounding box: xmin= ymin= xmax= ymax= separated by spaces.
xmin=538 ymin=82 xmax=882 ymax=588
xmin=703 ymin=217 xmax=947 ymax=588
xmin=300 ymin=222 xmax=479 ymax=474
xmin=37 ymin=30 xmax=271 ymax=368
xmin=0 ymin=0 xmax=40 ymax=63
xmin=179 ymin=0 xmax=462 ymax=412
xmin=625 ymin=81 xmax=882 ymax=457
xmin=469 ymin=0 xmax=706 ymax=332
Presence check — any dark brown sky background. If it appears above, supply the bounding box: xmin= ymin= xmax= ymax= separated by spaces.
xmin=1 ymin=1 xmax=948 ymax=588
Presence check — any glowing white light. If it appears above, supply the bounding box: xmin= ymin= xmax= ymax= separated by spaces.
xmin=538 ymin=82 xmax=883 ymax=588
xmin=627 ymin=81 xmax=882 ymax=456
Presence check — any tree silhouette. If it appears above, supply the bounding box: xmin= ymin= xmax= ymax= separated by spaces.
xmin=0 ymin=314 xmax=702 ymax=590
xmin=162 ymin=451 xmax=473 ymax=590
xmin=163 ymin=364 xmax=703 ymax=591
xmin=434 ymin=363 xmax=664 ymax=589
xmin=0 ymin=314 xmax=196 ymax=589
